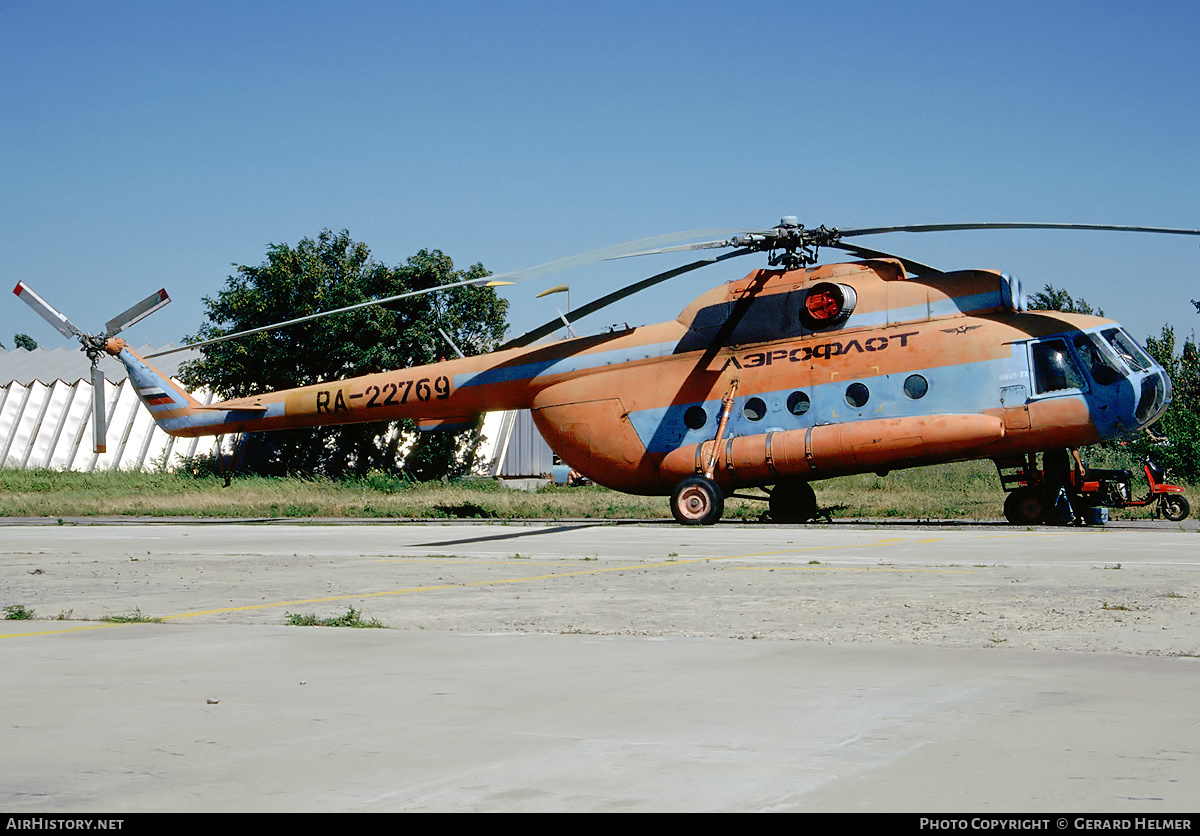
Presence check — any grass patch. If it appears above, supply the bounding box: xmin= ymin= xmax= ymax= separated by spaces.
xmin=1 ymin=459 xmax=1192 ymax=522
xmin=284 ymin=606 xmax=385 ymax=628
xmin=102 ymin=607 xmax=162 ymax=623
xmin=3 ymin=604 xmax=34 ymax=620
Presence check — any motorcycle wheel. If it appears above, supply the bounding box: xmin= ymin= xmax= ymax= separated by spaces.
xmin=1161 ymin=495 xmax=1190 ymax=522
xmin=1004 ymin=488 xmax=1046 ymax=525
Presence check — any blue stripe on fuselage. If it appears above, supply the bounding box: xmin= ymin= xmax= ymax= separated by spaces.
xmin=627 ymin=346 xmax=1027 ymax=455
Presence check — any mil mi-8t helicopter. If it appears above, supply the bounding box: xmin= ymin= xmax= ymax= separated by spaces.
xmin=14 ymin=218 xmax=1199 ymax=525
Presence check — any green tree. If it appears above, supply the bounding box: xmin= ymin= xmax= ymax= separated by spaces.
xmin=1134 ymin=326 xmax=1200 ymax=482
xmin=13 ymin=333 xmax=37 ymax=351
xmin=179 ymin=229 xmax=509 ymax=478
xmin=1026 ymin=284 xmax=1103 ymax=316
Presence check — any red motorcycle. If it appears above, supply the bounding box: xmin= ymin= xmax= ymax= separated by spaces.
xmin=1072 ymin=456 xmax=1190 ymax=521
xmin=1000 ymin=452 xmax=1190 ymax=524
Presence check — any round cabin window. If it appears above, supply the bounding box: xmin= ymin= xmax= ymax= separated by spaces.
xmin=845 ymin=382 xmax=869 ymax=408
xmin=684 ymin=405 xmax=708 ymax=430
xmin=787 ymin=391 xmax=810 ymax=416
xmin=903 ymin=374 xmax=929 ymax=399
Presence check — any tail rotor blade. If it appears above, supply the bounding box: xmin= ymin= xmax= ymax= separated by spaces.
xmin=105 ymin=288 xmax=170 ymax=337
xmin=12 ymin=282 xmax=83 ymax=339
xmin=91 ymin=364 xmax=107 ymax=454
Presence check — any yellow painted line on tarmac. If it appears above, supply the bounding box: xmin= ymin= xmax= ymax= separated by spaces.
xmin=749 ymin=566 xmax=975 ymax=573
xmin=156 ymin=556 xmax=725 ymax=621
xmin=175 ymin=536 xmax=951 ymax=619
xmin=2 ymin=534 xmax=955 ymax=636
xmin=374 ymin=557 xmax=580 ymax=566
xmin=978 ymin=530 xmax=1091 ymax=539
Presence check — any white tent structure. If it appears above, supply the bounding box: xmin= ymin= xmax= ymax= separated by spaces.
xmin=0 ymin=345 xmax=220 ymax=472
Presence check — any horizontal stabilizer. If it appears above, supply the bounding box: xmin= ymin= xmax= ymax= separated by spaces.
xmin=192 ymin=403 xmax=270 ymax=412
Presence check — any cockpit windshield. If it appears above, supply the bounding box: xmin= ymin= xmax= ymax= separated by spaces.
xmin=1073 ymin=334 xmax=1123 ymax=385
xmin=1101 ymin=328 xmax=1153 ymax=372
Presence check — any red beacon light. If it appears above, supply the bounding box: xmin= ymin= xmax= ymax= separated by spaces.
xmin=800 ymin=282 xmax=856 ymax=330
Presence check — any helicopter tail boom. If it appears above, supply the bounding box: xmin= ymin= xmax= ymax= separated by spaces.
xmin=103 ymin=338 xmax=544 ymax=439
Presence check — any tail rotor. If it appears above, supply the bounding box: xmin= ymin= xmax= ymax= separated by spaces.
xmin=12 ymin=282 xmax=171 ymax=453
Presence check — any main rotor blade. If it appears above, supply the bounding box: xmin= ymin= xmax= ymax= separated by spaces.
xmin=502 ymin=249 xmax=753 ymax=349
xmin=105 ymin=288 xmax=170 ymax=337
xmin=91 ymin=364 xmax=107 ymax=454
xmin=828 ymin=241 xmax=943 ymax=277
xmin=603 ymin=236 xmax=760 ymax=260
xmin=144 ymin=275 xmax=496 ymax=358
xmin=494 ymin=228 xmax=747 ymax=283
xmin=12 ymin=282 xmax=83 ymax=339
xmin=146 ymin=228 xmax=743 ymax=358
xmin=840 ymin=222 xmax=1200 ymax=238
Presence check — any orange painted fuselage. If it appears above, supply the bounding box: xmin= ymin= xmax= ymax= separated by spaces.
xmin=111 ymin=259 xmax=1170 ymax=494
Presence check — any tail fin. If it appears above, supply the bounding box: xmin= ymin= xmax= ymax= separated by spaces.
xmin=105 ymin=338 xmax=206 ymax=431
xmin=106 ymin=338 xmax=276 ymax=438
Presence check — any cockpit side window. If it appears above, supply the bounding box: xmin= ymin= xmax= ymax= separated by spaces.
xmin=1031 ymin=338 xmax=1087 ymax=394
xmin=1073 ymin=334 xmax=1122 ymax=385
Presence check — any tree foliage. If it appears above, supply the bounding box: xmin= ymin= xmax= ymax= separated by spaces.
xmin=1026 ymin=284 xmax=1103 ymax=316
xmin=179 ymin=229 xmax=509 ymax=478
xmin=13 ymin=333 xmax=37 ymax=351
xmin=1133 ymin=326 xmax=1200 ymax=482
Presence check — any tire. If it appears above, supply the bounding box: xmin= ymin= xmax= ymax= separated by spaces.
xmin=1004 ymin=488 xmax=1046 ymax=525
xmin=671 ymin=476 xmax=724 ymax=526
xmin=1161 ymin=495 xmax=1190 ymax=522
xmin=769 ymin=481 xmax=818 ymax=524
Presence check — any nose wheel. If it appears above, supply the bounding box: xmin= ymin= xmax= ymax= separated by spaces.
xmin=671 ymin=476 xmax=724 ymax=525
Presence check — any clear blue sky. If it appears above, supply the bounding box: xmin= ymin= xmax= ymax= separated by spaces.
xmin=3 ymin=0 xmax=1198 ymax=352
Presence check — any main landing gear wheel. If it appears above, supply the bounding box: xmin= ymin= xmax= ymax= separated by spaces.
xmin=671 ymin=476 xmax=724 ymax=526
xmin=769 ymin=481 xmax=818 ymax=524
xmin=1161 ymin=495 xmax=1190 ymax=522
xmin=1003 ymin=487 xmax=1046 ymax=525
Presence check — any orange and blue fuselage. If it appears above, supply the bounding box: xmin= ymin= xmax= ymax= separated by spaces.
xmin=109 ymin=259 xmax=1171 ymax=495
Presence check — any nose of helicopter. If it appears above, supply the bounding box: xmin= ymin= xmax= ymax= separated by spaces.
xmin=1134 ymin=366 xmax=1171 ymax=429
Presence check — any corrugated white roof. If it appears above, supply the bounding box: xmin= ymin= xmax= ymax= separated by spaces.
xmin=0 ymin=344 xmax=199 ymax=386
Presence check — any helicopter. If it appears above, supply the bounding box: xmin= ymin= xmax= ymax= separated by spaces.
xmin=13 ymin=218 xmax=1200 ymax=525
